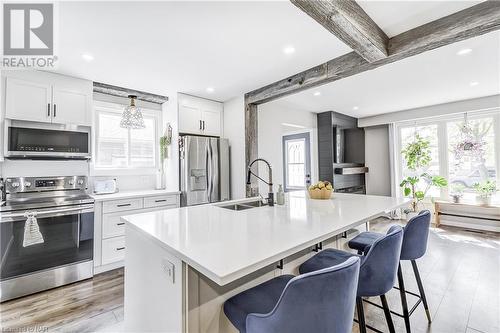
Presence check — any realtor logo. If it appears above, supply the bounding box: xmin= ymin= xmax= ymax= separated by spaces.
xmin=2 ymin=3 xmax=56 ymax=68
xmin=3 ymin=3 xmax=53 ymax=55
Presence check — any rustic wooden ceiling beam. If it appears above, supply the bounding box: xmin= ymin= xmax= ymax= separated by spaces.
xmin=290 ymin=0 xmax=389 ymax=62
xmin=93 ymin=82 xmax=168 ymax=104
xmin=246 ymin=1 xmax=500 ymax=105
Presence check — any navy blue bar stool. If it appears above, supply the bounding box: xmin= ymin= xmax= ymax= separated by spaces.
xmin=348 ymin=210 xmax=432 ymax=333
xmin=300 ymin=225 xmax=404 ymax=333
xmin=224 ymin=256 xmax=360 ymax=333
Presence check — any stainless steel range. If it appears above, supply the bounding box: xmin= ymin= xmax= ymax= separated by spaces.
xmin=0 ymin=176 xmax=94 ymax=302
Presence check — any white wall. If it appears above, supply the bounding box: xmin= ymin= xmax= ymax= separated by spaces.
xmin=163 ymin=94 xmax=179 ymax=192
xmin=364 ymin=125 xmax=391 ymax=196
xmin=257 ymin=102 xmax=318 ymax=195
xmin=222 ymin=96 xmax=246 ymax=199
xmin=0 ymin=91 xmax=178 ymax=193
xmin=358 ymin=95 xmax=500 ymax=127
xmin=0 ymin=160 xmax=89 ymax=178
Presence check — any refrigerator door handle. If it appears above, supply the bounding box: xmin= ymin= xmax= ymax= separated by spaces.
xmin=209 ymin=139 xmax=219 ymax=203
xmin=206 ymin=141 xmax=212 ymax=202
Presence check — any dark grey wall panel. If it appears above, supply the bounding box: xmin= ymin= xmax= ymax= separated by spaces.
xmin=317 ymin=112 xmax=334 ymax=183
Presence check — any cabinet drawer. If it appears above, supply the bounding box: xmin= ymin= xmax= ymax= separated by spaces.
xmin=102 ymin=212 xmax=127 ymax=239
xmin=144 ymin=195 xmax=178 ymax=208
xmin=102 ymin=236 xmax=126 ymax=265
xmin=103 ymin=198 xmax=143 ymax=213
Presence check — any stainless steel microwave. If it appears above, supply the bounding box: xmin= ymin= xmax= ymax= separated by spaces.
xmin=5 ymin=125 xmax=91 ymax=160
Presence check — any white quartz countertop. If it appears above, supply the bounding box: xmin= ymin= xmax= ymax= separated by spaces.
xmin=91 ymin=189 xmax=180 ymax=202
xmin=122 ymin=191 xmax=409 ymax=285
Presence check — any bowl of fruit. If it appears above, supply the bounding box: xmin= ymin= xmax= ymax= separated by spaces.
xmin=308 ymin=181 xmax=333 ymax=199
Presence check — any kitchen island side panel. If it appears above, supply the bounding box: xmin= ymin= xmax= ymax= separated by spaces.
xmin=124 ymin=224 xmax=184 ymax=332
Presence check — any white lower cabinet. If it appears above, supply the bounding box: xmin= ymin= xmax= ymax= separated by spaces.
xmin=102 ymin=212 xmax=127 ymax=238
xmin=94 ymin=192 xmax=180 ymax=274
xmin=102 ymin=236 xmax=126 ymax=265
xmin=144 ymin=194 xmax=178 ymax=208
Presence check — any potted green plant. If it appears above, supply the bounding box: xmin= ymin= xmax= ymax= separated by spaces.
xmin=156 ymin=124 xmax=172 ymax=190
xmin=450 ymin=183 xmax=465 ymax=203
xmin=400 ymin=134 xmax=448 ymax=216
xmin=473 ymin=180 xmax=496 ymax=205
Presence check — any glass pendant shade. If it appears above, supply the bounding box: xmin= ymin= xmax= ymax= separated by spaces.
xmin=120 ymin=95 xmax=145 ymax=129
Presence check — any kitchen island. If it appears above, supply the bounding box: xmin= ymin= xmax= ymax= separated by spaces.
xmin=122 ymin=191 xmax=408 ymax=332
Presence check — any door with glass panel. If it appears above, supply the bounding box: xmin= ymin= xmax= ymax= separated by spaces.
xmin=282 ymin=133 xmax=311 ymax=191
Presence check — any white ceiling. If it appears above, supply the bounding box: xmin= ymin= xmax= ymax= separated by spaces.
xmin=266 ymin=30 xmax=500 ymax=118
xmin=55 ymin=1 xmax=351 ymax=101
xmin=358 ymin=0 xmax=482 ymax=37
xmin=53 ymin=1 xmax=497 ymax=117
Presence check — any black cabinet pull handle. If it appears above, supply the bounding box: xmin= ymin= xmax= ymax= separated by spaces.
xmin=117 ymin=222 xmax=125 ymax=226
xmin=117 ymin=203 xmax=131 ymax=207
xmin=199 ymin=120 xmax=202 ymax=130
xmin=47 ymin=103 xmax=51 ymax=117
xmin=202 ymin=121 xmax=205 ymax=130
xmin=155 ymin=199 xmax=167 ymax=203
xmin=53 ymin=104 xmax=57 ymax=117
xmin=116 ymin=247 xmax=125 ymax=251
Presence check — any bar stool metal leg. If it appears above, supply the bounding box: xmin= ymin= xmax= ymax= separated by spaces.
xmin=356 ymin=297 xmax=367 ymax=333
xmin=380 ymin=294 xmax=396 ymax=333
xmin=411 ymin=260 xmax=432 ymax=323
xmin=397 ymin=264 xmax=412 ymax=333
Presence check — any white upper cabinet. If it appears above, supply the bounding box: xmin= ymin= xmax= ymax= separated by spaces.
xmin=5 ymin=77 xmax=52 ymax=123
xmin=179 ymin=100 xmax=203 ymax=134
xmin=52 ymin=76 xmax=92 ymax=125
xmin=178 ymin=94 xmax=222 ymax=136
xmin=201 ymin=101 xmax=222 ymax=137
xmin=3 ymin=71 xmax=92 ymax=126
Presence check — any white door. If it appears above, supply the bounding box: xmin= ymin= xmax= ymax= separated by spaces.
xmin=179 ymin=104 xmax=202 ymax=135
xmin=201 ymin=108 xmax=221 ymax=136
xmin=5 ymin=77 xmax=52 ymax=123
xmin=283 ymin=133 xmax=311 ymax=191
xmin=52 ymin=79 xmax=92 ymax=125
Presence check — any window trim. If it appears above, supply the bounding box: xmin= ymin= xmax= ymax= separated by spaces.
xmin=394 ymin=110 xmax=500 ymax=200
xmin=92 ymin=100 xmax=162 ymax=176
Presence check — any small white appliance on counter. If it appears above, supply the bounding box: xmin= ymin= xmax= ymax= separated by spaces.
xmin=93 ymin=178 xmax=118 ymax=195
xmin=179 ymin=135 xmax=230 ymax=206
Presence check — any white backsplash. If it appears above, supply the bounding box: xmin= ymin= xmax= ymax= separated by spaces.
xmin=0 ymin=160 xmax=161 ymax=193
xmin=107 ymin=174 xmax=157 ymax=192
xmin=0 ymin=160 xmax=90 ymax=178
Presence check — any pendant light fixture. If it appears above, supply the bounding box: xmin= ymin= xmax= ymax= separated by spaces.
xmin=120 ymin=95 xmax=145 ymax=129
xmin=452 ymin=112 xmax=485 ymax=162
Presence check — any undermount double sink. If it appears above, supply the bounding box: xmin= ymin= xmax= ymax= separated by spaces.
xmin=218 ymin=200 xmax=268 ymax=211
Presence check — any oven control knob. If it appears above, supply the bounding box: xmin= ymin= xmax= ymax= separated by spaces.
xmin=68 ymin=180 xmax=75 ymax=186
xmin=77 ymin=179 xmax=84 ymax=185
xmin=12 ymin=182 xmax=20 ymax=188
xmin=24 ymin=181 xmax=32 ymax=188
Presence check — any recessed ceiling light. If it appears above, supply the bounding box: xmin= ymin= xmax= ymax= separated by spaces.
xmin=457 ymin=48 xmax=472 ymax=56
xmin=206 ymin=87 xmax=215 ymax=93
xmin=283 ymin=46 xmax=295 ymax=55
xmin=313 ymin=91 xmax=321 ymax=96
xmin=469 ymin=81 xmax=479 ymax=87
xmin=81 ymin=53 xmax=94 ymax=62
xmin=353 ymin=106 xmax=359 ymax=110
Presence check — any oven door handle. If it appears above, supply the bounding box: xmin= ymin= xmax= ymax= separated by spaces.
xmin=0 ymin=204 xmax=94 ymax=223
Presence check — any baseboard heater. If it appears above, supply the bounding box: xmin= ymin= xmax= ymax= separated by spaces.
xmin=438 ymin=212 xmax=500 ymax=233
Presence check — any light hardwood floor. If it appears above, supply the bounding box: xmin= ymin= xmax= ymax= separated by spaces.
xmin=1 ymin=219 xmax=498 ymax=333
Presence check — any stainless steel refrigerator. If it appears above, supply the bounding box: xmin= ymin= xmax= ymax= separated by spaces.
xmin=180 ymin=135 xmax=230 ymax=206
